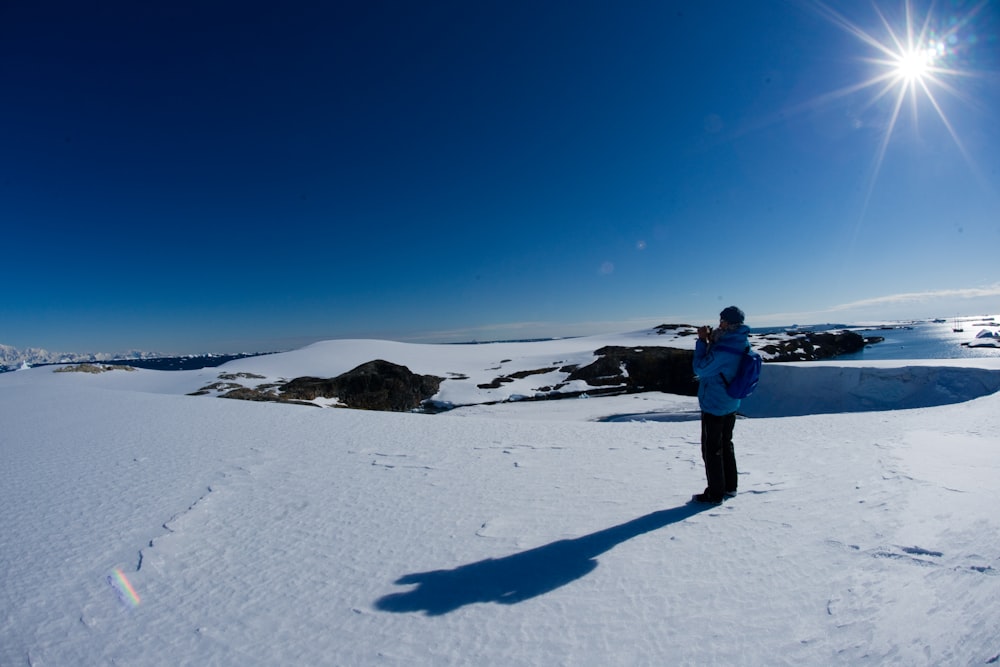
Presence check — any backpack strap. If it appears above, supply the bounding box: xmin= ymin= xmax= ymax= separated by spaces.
xmin=711 ymin=343 xmax=750 ymax=387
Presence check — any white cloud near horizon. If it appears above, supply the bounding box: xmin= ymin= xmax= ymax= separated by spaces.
xmin=827 ymin=284 xmax=1000 ymax=311
xmin=405 ymin=314 xmax=696 ymax=343
xmin=758 ymin=284 xmax=1000 ymax=326
xmin=410 ymin=284 xmax=1000 ymax=343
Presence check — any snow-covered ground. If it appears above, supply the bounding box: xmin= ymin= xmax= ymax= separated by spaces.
xmin=2 ymin=331 xmax=999 ymax=665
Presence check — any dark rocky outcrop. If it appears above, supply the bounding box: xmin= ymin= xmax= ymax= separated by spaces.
xmin=53 ymin=363 xmax=136 ymax=373
xmin=569 ymin=346 xmax=699 ymax=396
xmin=653 ymin=324 xmax=698 ymax=337
xmin=756 ymin=330 xmax=877 ymax=362
xmin=279 ymin=360 xmax=444 ymax=412
xmin=477 ymin=376 xmax=515 ymax=389
xmin=478 ymin=366 xmax=559 ymax=389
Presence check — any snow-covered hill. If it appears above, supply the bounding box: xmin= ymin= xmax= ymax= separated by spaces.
xmin=2 ymin=332 xmax=999 ymax=665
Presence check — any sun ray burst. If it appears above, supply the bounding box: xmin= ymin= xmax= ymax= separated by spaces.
xmin=798 ymin=0 xmax=995 ymax=235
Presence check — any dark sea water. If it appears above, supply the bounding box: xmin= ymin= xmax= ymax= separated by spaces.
xmin=832 ymin=319 xmax=1000 ymax=361
xmin=101 ymin=352 xmax=275 ymax=371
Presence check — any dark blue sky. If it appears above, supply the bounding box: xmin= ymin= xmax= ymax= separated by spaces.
xmin=2 ymin=1 xmax=999 ymax=353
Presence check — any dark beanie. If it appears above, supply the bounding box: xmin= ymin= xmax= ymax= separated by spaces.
xmin=720 ymin=306 xmax=745 ymax=325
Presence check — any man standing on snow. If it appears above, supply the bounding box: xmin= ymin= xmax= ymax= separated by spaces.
xmin=692 ymin=306 xmax=751 ymax=504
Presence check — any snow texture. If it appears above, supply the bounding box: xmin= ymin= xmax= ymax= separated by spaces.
xmin=2 ymin=330 xmax=999 ymax=666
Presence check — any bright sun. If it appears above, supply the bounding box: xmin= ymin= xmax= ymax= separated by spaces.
xmin=894 ymin=44 xmax=940 ymax=83
xmin=805 ymin=0 xmax=989 ymax=190
xmin=794 ymin=0 xmax=993 ymax=241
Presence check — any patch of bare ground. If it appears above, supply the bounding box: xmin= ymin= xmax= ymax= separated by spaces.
xmin=53 ymin=363 xmax=136 ymax=373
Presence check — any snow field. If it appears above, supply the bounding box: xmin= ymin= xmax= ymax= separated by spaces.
xmin=2 ymin=338 xmax=999 ymax=665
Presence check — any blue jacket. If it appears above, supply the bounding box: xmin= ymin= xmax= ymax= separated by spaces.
xmin=693 ymin=324 xmax=750 ymax=416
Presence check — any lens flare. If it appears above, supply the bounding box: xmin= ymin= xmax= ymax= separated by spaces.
xmin=108 ymin=568 xmax=141 ymax=606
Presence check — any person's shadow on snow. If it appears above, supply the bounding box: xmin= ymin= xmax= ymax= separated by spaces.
xmin=375 ymin=503 xmax=709 ymax=615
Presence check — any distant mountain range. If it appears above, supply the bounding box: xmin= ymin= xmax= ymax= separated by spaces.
xmin=0 ymin=343 xmax=279 ymax=372
xmin=0 ymin=343 xmax=164 ymax=371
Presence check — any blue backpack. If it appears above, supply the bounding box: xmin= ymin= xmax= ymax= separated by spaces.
xmin=713 ymin=343 xmax=762 ymax=399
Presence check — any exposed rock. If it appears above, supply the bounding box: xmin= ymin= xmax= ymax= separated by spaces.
xmin=756 ymin=330 xmax=876 ymax=362
xmin=478 ymin=366 xmax=558 ymax=389
xmin=279 ymin=360 xmax=444 ymax=412
xmin=653 ymin=324 xmax=698 ymax=337
xmin=477 ymin=377 xmax=515 ymax=389
xmin=218 ymin=372 xmax=266 ymax=381
xmin=190 ymin=381 xmax=245 ymax=396
xmin=568 ymin=346 xmax=699 ymax=396
xmin=53 ymin=363 xmax=136 ymax=373
xmin=190 ymin=378 xmax=281 ymax=398
xmin=508 ymin=367 xmax=559 ymax=379
xmin=568 ymin=354 xmax=625 ymax=387
xmin=221 ymin=386 xmax=285 ymax=403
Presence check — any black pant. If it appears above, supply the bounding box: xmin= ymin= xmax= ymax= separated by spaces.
xmin=701 ymin=412 xmax=737 ymax=499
